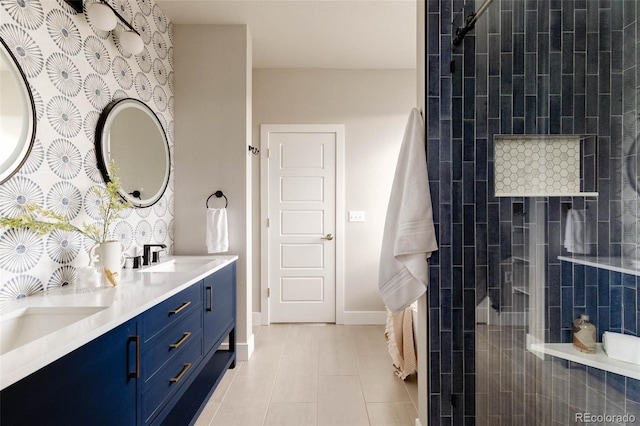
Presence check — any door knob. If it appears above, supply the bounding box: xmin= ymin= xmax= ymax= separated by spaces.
xmin=321 ymin=234 xmax=334 ymax=241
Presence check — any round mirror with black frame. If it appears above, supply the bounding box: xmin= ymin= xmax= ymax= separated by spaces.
xmin=0 ymin=37 xmax=36 ymax=185
xmin=95 ymin=98 xmax=170 ymax=208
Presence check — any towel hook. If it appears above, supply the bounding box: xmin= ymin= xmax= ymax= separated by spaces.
xmin=206 ymin=190 xmax=228 ymax=208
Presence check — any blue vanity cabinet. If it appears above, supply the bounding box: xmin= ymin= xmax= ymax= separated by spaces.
xmin=0 ymin=259 xmax=237 ymax=426
xmin=0 ymin=318 xmax=140 ymax=426
xmin=140 ymin=282 xmax=204 ymax=425
xmin=203 ymin=262 xmax=236 ymax=356
xmin=158 ymin=263 xmax=237 ymax=426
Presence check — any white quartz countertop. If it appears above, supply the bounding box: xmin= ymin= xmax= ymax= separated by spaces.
xmin=0 ymin=255 xmax=238 ymax=390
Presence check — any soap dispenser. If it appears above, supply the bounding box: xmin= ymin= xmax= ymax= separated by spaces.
xmin=573 ymin=314 xmax=596 ymax=354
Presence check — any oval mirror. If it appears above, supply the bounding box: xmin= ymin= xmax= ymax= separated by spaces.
xmin=0 ymin=38 xmax=36 ymax=184
xmin=95 ymin=98 xmax=170 ymax=208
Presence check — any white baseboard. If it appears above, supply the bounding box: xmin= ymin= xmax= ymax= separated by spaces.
xmin=415 ymin=418 xmax=422 ymax=426
xmin=219 ymin=332 xmax=255 ymax=361
xmin=341 ymin=311 xmax=386 ymax=325
xmin=253 ymin=311 xmax=387 ymax=325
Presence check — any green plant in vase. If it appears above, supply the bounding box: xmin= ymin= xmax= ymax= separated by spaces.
xmin=1 ymin=162 xmax=132 ymax=284
xmin=0 ymin=162 xmax=131 ymax=243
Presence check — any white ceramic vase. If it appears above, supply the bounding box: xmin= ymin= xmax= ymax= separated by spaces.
xmin=89 ymin=240 xmax=126 ymax=285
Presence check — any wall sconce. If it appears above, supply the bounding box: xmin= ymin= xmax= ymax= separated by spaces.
xmin=64 ymin=0 xmax=144 ymax=55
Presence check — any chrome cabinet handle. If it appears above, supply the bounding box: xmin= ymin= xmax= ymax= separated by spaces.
xmin=169 ymin=332 xmax=192 ymax=349
xmin=321 ymin=234 xmax=334 ymax=241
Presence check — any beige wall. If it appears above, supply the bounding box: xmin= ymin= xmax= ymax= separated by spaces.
xmin=173 ymin=27 xmax=415 ymax=326
xmin=252 ymin=68 xmax=416 ymax=315
xmin=173 ymin=25 xmax=253 ymax=356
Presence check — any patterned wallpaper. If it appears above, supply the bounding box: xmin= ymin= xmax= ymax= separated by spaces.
xmin=0 ymin=0 xmax=174 ymax=299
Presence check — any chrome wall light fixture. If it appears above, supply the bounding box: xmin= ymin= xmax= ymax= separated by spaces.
xmin=64 ymin=0 xmax=144 ymax=55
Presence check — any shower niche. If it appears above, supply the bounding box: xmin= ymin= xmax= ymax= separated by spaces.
xmin=493 ymin=135 xmax=598 ymax=198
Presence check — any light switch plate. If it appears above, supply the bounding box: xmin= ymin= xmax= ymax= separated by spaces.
xmin=349 ymin=210 xmax=365 ymax=222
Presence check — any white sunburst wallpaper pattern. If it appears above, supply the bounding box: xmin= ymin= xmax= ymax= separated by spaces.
xmin=0 ymin=0 xmax=174 ymax=299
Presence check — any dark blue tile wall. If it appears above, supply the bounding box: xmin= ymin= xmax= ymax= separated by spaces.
xmin=558 ymin=264 xmax=624 ymax=341
xmin=426 ymin=0 xmax=638 ymax=424
xmin=559 ymin=263 xmax=640 ymax=408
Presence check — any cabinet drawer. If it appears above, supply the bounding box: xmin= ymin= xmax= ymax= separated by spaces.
xmin=143 ymin=283 xmax=202 ymax=343
xmin=142 ymin=308 xmax=202 ymax=384
xmin=141 ymin=330 xmax=203 ymax=424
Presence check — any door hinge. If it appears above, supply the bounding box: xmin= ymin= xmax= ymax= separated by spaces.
xmin=267 ymin=148 xmax=271 ymax=158
xmin=267 ymin=218 xmax=270 ymax=227
xmin=267 ymin=288 xmax=270 ymax=297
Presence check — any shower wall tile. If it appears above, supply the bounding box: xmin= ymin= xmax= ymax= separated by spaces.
xmin=428 ymin=0 xmax=638 ymax=424
xmin=559 ymin=263 xmax=640 ymax=408
xmin=612 ymin=30 xmax=625 ymax=73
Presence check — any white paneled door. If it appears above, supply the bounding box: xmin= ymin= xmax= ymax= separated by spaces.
xmin=261 ymin=125 xmax=344 ymax=323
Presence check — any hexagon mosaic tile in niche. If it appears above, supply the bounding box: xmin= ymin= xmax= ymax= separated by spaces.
xmin=494 ymin=135 xmax=588 ymax=197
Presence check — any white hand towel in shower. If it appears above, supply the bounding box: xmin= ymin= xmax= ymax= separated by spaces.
xmin=378 ymin=108 xmax=438 ymax=314
xmin=206 ymin=208 xmax=229 ymax=253
xmin=563 ymin=209 xmax=592 ymax=254
xmin=602 ymin=332 xmax=640 ymax=366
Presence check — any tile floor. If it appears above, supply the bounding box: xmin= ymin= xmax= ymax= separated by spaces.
xmin=195 ymin=324 xmax=419 ymax=426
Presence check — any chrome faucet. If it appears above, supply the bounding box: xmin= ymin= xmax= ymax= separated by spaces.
xmin=143 ymin=244 xmax=167 ymax=266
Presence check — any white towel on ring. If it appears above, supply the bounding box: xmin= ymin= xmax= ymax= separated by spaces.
xmin=206 ymin=207 xmax=229 ymax=253
xmin=378 ymin=108 xmax=438 ymax=313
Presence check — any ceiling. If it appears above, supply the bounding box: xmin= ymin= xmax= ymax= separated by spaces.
xmin=155 ymin=0 xmax=417 ymax=69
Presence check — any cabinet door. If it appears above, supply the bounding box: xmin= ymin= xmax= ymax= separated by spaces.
xmin=1 ymin=318 xmax=139 ymax=426
xmin=203 ymin=263 xmax=236 ymax=354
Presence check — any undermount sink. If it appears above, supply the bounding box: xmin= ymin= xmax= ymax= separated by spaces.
xmin=141 ymin=257 xmax=216 ymax=273
xmin=0 ymin=306 xmax=107 ymax=355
